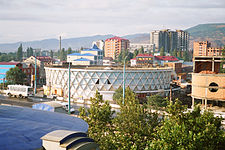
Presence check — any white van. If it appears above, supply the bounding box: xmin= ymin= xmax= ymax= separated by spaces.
xmin=6 ymin=85 xmax=33 ymax=98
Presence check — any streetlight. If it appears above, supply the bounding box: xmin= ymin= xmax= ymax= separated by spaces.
xmin=123 ymin=56 xmax=128 ymax=104
xmin=68 ymin=62 xmax=71 ymax=115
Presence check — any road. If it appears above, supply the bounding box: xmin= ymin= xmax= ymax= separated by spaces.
xmin=0 ymin=94 xmax=48 ymax=108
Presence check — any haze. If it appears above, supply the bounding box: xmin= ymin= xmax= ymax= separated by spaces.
xmin=0 ymin=0 xmax=224 ymax=43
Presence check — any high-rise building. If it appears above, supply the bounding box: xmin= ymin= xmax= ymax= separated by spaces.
xmin=150 ymin=29 xmax=189 ymax=53
xmin=193 ymin=41 xmax=223 ymax=57
xmin=104 ymin=36 xmax=129 ymax=59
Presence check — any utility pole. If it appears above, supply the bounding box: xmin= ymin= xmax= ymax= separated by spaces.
xmin=123 ymin=56 xmax=128 ymax=104
xmin=68 ymin=62 xmax=71 ymax=115
xmin=34 ymin=54 xmax=37 ymax=95
xmin=59 ymin=36 xmax=61 ymax=52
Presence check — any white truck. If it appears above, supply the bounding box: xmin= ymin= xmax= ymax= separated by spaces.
xmin=6 ymin=85 xmax=33 ymax=98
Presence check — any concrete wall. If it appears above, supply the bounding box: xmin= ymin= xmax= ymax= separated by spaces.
xmin=192 ymin=73 xmax=225 ymax=101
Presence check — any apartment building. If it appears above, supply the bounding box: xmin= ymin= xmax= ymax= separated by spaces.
xmin=193 ymin=41 xmax=223 ymax=57
xmin=104 ymin=36 xmax=130 ymax=59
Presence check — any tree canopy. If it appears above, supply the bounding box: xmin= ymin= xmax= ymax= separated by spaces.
xmin=17 ymin=44 xmax=23 ymax=61
xmin=6 ymin=67 xmax=26 ymax=85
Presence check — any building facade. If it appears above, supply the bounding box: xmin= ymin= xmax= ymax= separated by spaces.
xmin=129 ymin=43 xmax=155 ymax=53
xmin=45 ymin=66 xmax=173 ymax=101
xmin=67 ymin=45 xmax=103 ymax=65
xmin=104 ymin=36 xmax=130 ymax=59
xmin=150 ymin=29 xmax=189 ymax=53
xmin=193 ymin=41 xmax=224 ymax=57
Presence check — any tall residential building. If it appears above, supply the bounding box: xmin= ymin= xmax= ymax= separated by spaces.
xmin=92 ymin=40 xmax=104 ymax=50
xmin=193 ymin=41 xmax=223 ymax=57
xmin=150 ymin=29 xmax=189 ymax=53
xmin=104 ymin=36 xmax=130 ymax=59
xmin=176 ymin=30 xmax=189 ymax=51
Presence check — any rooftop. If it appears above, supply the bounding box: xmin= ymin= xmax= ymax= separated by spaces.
xmin=74 ymin=58 xmax=92 ymax=61
xmin=68 ymin=53 xmax=96 ymax=56
xmin=155 ymin=56 xmax=179 ymax=61
xmin=82 ymin=44 xmax=103 ymax=52
xmin=0 ymin=62 xmax=20 ymax=65
xmin=136 ymin=54 xmax=153 ymax=57
xmin=105 ymin=36 xmax=129 ymax=41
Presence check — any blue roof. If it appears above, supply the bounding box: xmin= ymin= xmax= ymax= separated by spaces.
xmin=82 ymin=44 xmax=103 ymax=52
xmin=74 ymin=58 xmax=91 ymax=61
xmin=0 ymin=105 xmax=88 ymax=150
xmin=68 ymin=53 xmax=96 ymax=56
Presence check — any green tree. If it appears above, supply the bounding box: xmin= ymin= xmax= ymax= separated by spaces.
xmin=117 ymin=49 xmax=133 ymax=64
xmin=147 ymin=100 xmax=225 ymax=150
xmin=147 ymin=95 xmax=168 ymax=110
xmin=79 ymin=91 xmax=115 ymax=150
xmin=26 ymin=47 xmax=30 ymax=58
xmin=113 ymin=86 xmax=123 ymax=101
xmin=59 ymin=48 xmax=66 ymax=61
xmin=50 ymin=50 xmax=54 ymax=59
xmin=6 ymin=67 xmax=26 ymax=84
xmin=172 ymin=49 xmax=177 ymax=57
xmin=133 ymin=49 xmax=139 ymax=58
xmin=67 ymin=47 xmax=72 ymax=55
xmin=183 ymin=50 xmax=189 ymax=61
xmin=160 ymin=47 xmax=165 ymax=56
xmin=139 ymin=46 xmax=145 ymax=54
xmin=113 ymin=88 xmax=159 ymax=149
xmin=29 ymin=47 xmax=33 ymax=56
xmin=177 ymin=50 xmax=182 ymax=58
xmin=17 ymin=44 xmax=23 ymax=61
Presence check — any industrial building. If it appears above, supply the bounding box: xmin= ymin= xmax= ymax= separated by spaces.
xmin=44 ymin=66 xmax=173 ymax=101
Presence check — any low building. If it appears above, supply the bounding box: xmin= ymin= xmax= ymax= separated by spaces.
xmin=130 ymin=43 xmax=155 ymax=53
xmin=154 ymin=56 xmax=179 ymax=66
xmin=136 ymin=54 xmax=154 ymax=66
xmin=67 ymin=45 xmax=103 ymax=66
xmin=130 ymin=58 xmax=137 ymax=67
xmin=0 ymin=62 xmax=35 ymax=85
xmin=103 ymin=57 xmax=113 ymax=66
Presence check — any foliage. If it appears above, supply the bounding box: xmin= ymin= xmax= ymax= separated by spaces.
xmin=147 ymin=95 xmax=168 ymax=110
xmin=183 ymin=50 xmax=189 ymax=61
xmin=160 ymin=47 xmax=165 ymax=56
xmin=59 ymin=48 xmax=66 ymax=61
xmin=67 ymin=47 xmax=72 ymax=55
xmin=113 ymin=86 xmax=123 ymax=102
xmin=133 ymin=49 xmax=139 ymax=58
xmin=177 ymin=50 xmax=182 ymax=58
xmin=79 ymin=91 xmax=115 ymax=150
xmin=146 ymin=100 xmax=225 ymax=150
xmin=172 ymin=49 xmax=177 ymax=57
xmin=139 ymin=46 xmax=145 ymax=54
xmin=113 ymin=88 xmax=159 ymax=150
xmin=26 ymin=47 xmax=33 ymax=58
xmin=117 ymin=49 xmax=133 ymax=64
xmin=0 ymin=52 xmax=17 ymax=62
xmin=50 ymin=50 xmax=53 ymax=58
xmin=17 ymin=43 xmax=23 ymax=61
xmin=6 ymin=67 xmax=26 ymax=85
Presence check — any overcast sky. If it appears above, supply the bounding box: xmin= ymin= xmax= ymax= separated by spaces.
xmin=0 ymin=0 xmax=224 ymax=43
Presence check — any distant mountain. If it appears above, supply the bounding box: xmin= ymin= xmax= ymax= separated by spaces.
xmin=0 ymin=33 xmax=150 ymax=52
xmin=186 ymin=23 xmax=225 ymax=48
xmin=1 ymin=23 xmax=224 ymax=52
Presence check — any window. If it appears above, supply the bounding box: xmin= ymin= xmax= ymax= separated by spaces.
xmin=209 ymin=82 xmax=218 ymax=92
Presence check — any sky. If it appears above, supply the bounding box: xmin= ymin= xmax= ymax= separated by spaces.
xmin=0 ymin=0 xmax=225 ymax=43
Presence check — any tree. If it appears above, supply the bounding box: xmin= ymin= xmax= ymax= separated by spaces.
xmin=133 ymin=49 xmax=139 ymax=58
xmin=172 ymin=49 xmax=177 ymax=57
xmin=147 ymin=95 xmax=168 ymax=110
xmin=139 ymin=46 xmax=144 ymax=54
xmin=17 ymin=44 xmax=23 ymax=61
xmin=79 ymin=91 xmax=115 ymax=150
xmin=113 ymin=86 xmax=123 ymax=101
xmin=147 ymin=100 xmax=225 ymax=150
xmin=67 ymin=47 xmax=72 ymax=55
xmin=29 ymin=47 xmax=33 ymax=56
xmin=117 ymin=49 xmax=133 ymax=64
xmin=160 ymin=47 xmax=165 ymax=56
xmin=6 ymin=67 xmax=26 ymax=85
xmin=59 ymin=48 xmax=66 ymax=61
xmin=113 ymin=88 xmax=159 ymax=149
xmin=177 ymin=50 xmax=182 ymax=58
xmin=26 ymin=47 xmax=30 ymax=58
xmin=183 ymin=50 xmax=189 ymax=62
xmin=50 ymin=50 xmax=54 ymax=59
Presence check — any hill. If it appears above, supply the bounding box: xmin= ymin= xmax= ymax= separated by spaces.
xmin=186 ymin=23 xmax=225 ymax=48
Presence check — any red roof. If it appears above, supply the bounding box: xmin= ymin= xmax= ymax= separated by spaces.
xmin=136 ymin=54 xmax=153 ymax=57
xmin=155 ymin=56 xmax=178 ymax=61
xmin=0 ymin=62 xmax=20 ymax=65
xmin=105 ymin=36 xmax=128 ymax=41
xmin=131 ymin=58 xmax=136 ymax=60
xmin=36 ymin=56 xmax=54 ymax=62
